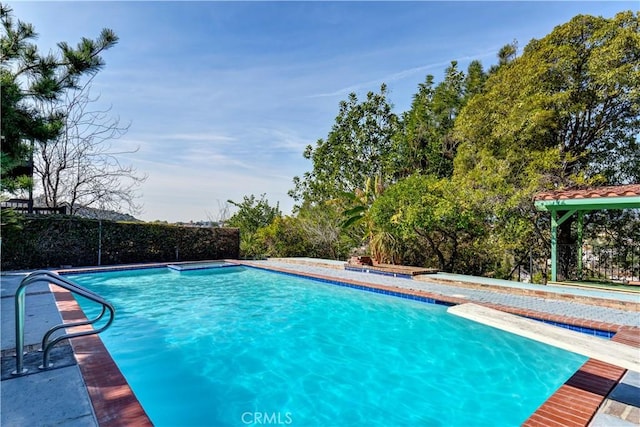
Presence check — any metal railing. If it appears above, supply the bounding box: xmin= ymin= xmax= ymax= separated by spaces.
xmin=583 ymin=244 xmax=639 ymax=283
xmin=12 ymin=270 xmax=115 ymax=376
xmin=556 ymin=243 xmax=639 ymax=283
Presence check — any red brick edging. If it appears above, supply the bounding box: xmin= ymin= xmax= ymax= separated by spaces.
xmin=524 ymin=327 xmax=639 ymax=426
xmin=51 ymin=286 xmax=153 ymax=427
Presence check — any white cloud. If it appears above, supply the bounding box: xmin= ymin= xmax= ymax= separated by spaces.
xmin=308 ymin=48 xmax=500 ymax=99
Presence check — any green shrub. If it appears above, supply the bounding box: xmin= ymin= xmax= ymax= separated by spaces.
xmin=1 ymin=215 xmax=239 ymax=270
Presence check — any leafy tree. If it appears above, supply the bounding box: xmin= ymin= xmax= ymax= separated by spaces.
xmin=290 ymin=84 xmax=398 ymax=204
xmin=488 ymin=41 xmax=519 ymax=74
xmin=453 ymin=11 xmax=640 ymax=277
xmin=369 ymin=174 xmax=488 ymax=272
xmin=392 ymin=75 xmax=440 ymax=177
xmin=432 ymin=61 xmax=465 ymax=135
xmin=227 ymin=194 xmax=281 ymax=233
xmin=226 ymin=194 xmax=281 ymax=258
xmin=455 ymin=11 xmax=640 ymax=188
xmin=1 ymin=4 xmax=118 ymax=194
xmin=256 ymin=216 xmax=312 ymax=258
xmin=463 ymin=60 xmax=487 ymax=100
xmin=393 ymin=61 xmax=487 ymax=179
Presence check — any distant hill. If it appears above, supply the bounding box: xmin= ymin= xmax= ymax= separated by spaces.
xmin=3 ymin=196 xmax=141 ymax=222
xmin=73 ymin=205 xmax=141 ymax=222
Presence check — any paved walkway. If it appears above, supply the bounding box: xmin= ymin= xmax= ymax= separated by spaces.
xmin=250 ymin=260 xmax=640 ymax=327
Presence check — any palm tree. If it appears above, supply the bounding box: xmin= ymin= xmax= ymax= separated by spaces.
xmin=340 ymin=175 xmax=402 ymax=264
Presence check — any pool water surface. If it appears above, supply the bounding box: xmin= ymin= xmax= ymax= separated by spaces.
xmin=69 ymin=266 xmax=587 ymax=427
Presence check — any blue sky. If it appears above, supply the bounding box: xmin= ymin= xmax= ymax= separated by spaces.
xmin=10 ymin=1 xmax=635 ymax=222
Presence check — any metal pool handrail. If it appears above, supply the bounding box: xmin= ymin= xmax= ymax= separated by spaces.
xmin=12 ymin=270 xmax=115 ymax=376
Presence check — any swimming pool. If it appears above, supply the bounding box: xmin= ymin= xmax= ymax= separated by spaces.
xmin=69 ymin=266 xmax=587 ymax=426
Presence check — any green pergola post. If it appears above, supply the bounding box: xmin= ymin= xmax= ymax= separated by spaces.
xmin=551 ymin=211 xmax=557 ymax=282
xmin=550 ymin=209 xmax=576 ymax=283
xmin=577 ymin=211 xmax=584 ymax=280
xmin=534 ymin=189 xmax=640 ymax=285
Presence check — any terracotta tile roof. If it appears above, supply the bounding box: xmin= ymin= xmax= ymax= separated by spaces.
xmin=534 ymin=184 xmax=640 ymax=201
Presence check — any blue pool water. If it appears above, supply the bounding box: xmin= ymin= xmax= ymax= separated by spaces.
xmin=69 ymin=267 xmax=587 ymax=427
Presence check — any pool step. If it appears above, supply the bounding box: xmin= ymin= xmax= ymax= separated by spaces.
xmin=448 ymin=303 xmax=640 ymax=372
xmin=167 ymin=262 xmax=238 ymax=272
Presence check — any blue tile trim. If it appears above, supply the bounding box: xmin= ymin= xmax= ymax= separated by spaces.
xmin=527 ymin=317 xmax=615 ymax=339
xmin=344 ymin=265 xmax=414 ymax=279
xmin=59 ymin=264 xmax=166 ymax=276
xmin=244 ymin=264 xmax=615 ymax=338
xmin=246 ymin=264 xmax=452 ymax=306
xmin=60 ymin=262 xmax=616 ymax=339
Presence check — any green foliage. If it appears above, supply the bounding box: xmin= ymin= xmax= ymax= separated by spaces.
xmin=369 ymin=230 xmax=404 ymax=264
xmin=455 ymin=11 xmax=640 ymax=188
xmin=339 ymin=175 xmax=384 ymax=229
xmin=1 ymin=216 xmax=239 ymax=270
xmin=0 ymin=3 xmax=118 ymax=193
xmin=290 ymin=84 xmax=398 ymax=204
xmin=287 ymin=10 xmax=638 ymax=278
xmin=448 ymin=11 xmax=640 ymax=277
xmin=7 ymin=10 xmax=635 ymax=282
xmin=392 ymin=61 xmax=487 ymax=179
xmin=369 ymin=174 xmax=488 ymax=272
xmin=226 ymin=194 xmax=281 ymax=234
xmin=0 ymin=206 xmax=23 ymax=232
xmin=256 ymin=216 xmax=312 ymax=257
xmin=226 ymin=194 xmax=281 ymax=258
xmin=250 ymin=201 xmax=352 ymax=260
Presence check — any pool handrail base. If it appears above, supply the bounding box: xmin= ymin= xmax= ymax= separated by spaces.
xmin=12 ymin=270 xmax=115 ymax=376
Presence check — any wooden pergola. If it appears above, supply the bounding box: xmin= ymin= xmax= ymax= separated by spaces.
xmin=534 ymin=184 xmax=640 ymax=282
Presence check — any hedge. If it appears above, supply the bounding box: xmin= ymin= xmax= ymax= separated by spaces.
xmin=1 ymin=216 xmax=240 ymax=270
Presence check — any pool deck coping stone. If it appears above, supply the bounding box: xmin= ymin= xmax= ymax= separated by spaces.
xmin=447 ymin=303 xmax=639 ymax=371
xmin=2 ymin=259 xmax=639 ymax=427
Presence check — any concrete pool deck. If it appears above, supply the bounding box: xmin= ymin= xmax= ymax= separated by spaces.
xmin=1 ymin=259 xmax=639 ymax=426
xmin=1 ymin=272 xmax=152 ymax=427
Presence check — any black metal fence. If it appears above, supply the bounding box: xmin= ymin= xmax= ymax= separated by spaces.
xmin=509 ymin=243 xmax=639 ymax=284
xmin=583 ymin=244 xmax=639 ymax=283
xmin=557 ymin=243 xmax=639 ymax=283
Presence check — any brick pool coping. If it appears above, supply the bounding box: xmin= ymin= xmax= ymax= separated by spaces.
xmin=523 ymin=327 xmax=639 ymax=427
xmin=50 ymin=285 xmax=153 ymax=426
xmin=51 ymin=261 xmax=638 ymax=426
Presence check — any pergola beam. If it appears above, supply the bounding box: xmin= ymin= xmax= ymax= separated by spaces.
xmin=534 ymin=188 xmax=640 ymax=283
xmin=535 ymin=195 xmax=640 ymax=212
